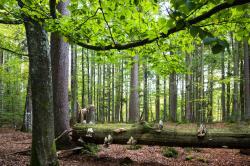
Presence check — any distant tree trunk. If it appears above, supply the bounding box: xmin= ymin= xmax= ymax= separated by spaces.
xmin=232 ymin=40 xmax=240 ymax=121
xmin=102 ymin=64 xmax=106 ymax=122
xmin=129 ymin=55 xmax=139 ymax=123
xmin=181 ymin=76 xmax=185 ymax=121
xmin=106 ymin=64 xmax=110 ymax=122
xmin=143 ymin=64 xmax=149 ymax=121
xmin=111 ymin=64 xmax=115 ymax=122
xmin=87 ymin=49 xmax=90 ymax=105
xmin=115 ymin=65 xmax=121 ymax=122
xmin=71 ymin=45 xmax=78 ymax=124
xmin=21 ymin=76 xmax=32 ymax=132
xmin=240 ymin=55 xmax=245 ymax=121
xmin=243 ymin=39 xmax=250 ymax=121
xmin=82 ymin=48 xmax=85 ymax=108
xmin=23 ymin=15 xmax=58 ymax=165
xmin=185 ymin=54 xmax=192 ymax=122
xmin=120 ymin=60 xmax=124 ymax=122
xmin=50 ymin=0 xmax=71 ymax=147
xmin=163 ymin=77 xmax=167 ymax=121
xmin=226 ymin=56 xmax=231 ymax=121
xmin=155 ymin=75 xmax=160 ymax=122
xmin=169 ymin=72 xmax=177 ymax=122
xmin=0 ymin=50 xmax=4 ymax=112
xmin=207 ymin=66 xmax=214 ymax=122
xmin=221 ymin=51 xmax=226 ymax=121
xmin=97 ymin=64 xmax=101 ymax=121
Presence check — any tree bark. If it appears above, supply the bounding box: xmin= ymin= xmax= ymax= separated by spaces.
xmin=50 ymin=0 xmax=71 ymax=147
xmin=185 ymin=54 xmax=192 ymax=122
xmin=243 ymin=39 xmax=250 ymax=120
xmin=73 ymin=123 xmax=250 ymax=149
xmin=169 ymin=73 xmax=177 ymax=122
xmin=82 ymin=48 xmax=85 ymax=108
xmin=155 ymin=75 xmax=160 ymax=122
xmin=232 ymin=40 xmax=240 ymax=121
xmin=221 ymin=51 xmax=226 ymax=121
xmin=71 ymin=45 xmax=78 ymax=124
xmin=143 ymin=64 xmax=149 ymax=121
xmin=129 ymin=55 xmax=139 ymax=122
xmin=23 ymin=16 xmax=58 ymax=166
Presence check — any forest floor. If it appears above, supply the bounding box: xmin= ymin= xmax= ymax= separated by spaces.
xmin=1 ymin=128 xmax=250 ymax=166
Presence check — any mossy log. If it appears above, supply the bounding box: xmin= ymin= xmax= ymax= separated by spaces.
xmin=72 ymin=123 xmax=250 ymax=149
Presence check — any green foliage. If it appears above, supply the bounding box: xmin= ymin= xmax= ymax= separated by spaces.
xmin=162 ymin=147 xmax=178 ymax=158
xmin=82 ymin=143 xmax=100 ymax=156
xmin=185 ymin=155 xmax=194 ymax=161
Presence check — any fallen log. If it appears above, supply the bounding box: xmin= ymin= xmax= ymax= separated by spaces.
xmin=72 ymin=123 xmax=250 ymax=149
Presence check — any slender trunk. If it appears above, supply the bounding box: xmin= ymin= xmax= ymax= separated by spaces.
xmin=155 ymin=75 xmax=160 ymax=122
xmin=185 ymin=54 xmax=192 ymax=122
xmin=163 ymin=77 xmax=167 ymax=121
xmin=0 ymin=50 xmax=3 ymax=112
xmin=143 ymin=64 xmax=149 ymax=121
xmin=169 ymin=73 xmax=177 ymax=122
xmin=232 ymin=40 xmax=239 ymax=121
xmin=82 ymin=48 xmax=85 ymax=108
xmin=129 ymin=55 xmax=139 ymax=122
xmin=207 ymin=66 xmax=214 ymax=122
xmin=107 ymin=65 xmax=111 ymax=122
xmin=115 ymin=65 xmax=121 ymax=122
xmin=21 ymin=76 xmax=32 ymax=132
xmin=243 ymin=39 xmax=250 ymax=120
xmin=120 ymin=60 xmax=124 ymax=122
xmin=226 ymin=57 xmax=231 ymax=121
xmin=111 ymin=64 xmax=115 ymax=122
xmin=221 ymin=51 xmax=226 ymax=121
xmin=87 ymin=49 xmax=90 ymax=105
xmin=181 ymin=76 xmax=185 ymax=121
xmin=71 ymin=45 xmax=78 ymax=124
xmin=102 ymin=64 xmax=106 ymax=122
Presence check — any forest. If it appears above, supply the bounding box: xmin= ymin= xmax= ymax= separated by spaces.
xmin=0 ymin=0 xmax=250 ymax=165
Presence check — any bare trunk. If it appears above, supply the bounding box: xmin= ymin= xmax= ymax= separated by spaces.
xmin=169 ymin=73 xmax=177 ymax=122
xmin=155 ymin=75 xmax=160 ymax=121
xmin=232 ymin=40 xmax=239 ymax=121
xmin=243 ymin=39 xmax=250 ymax=120
xmin=221 ymin=51 xmax=226 ymax=121
xmin=143 ymin=64 xmax=149 ymax=121
xmin=71 ymin=45 xmax=78 ymax=124
xmin=129 ymin=55 xmax=139 ymax=122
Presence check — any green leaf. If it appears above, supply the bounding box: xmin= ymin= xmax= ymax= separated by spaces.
xmin=212 ymin=43 xmax=224 ymax=54
xmin=120 ymin=15 xmax=125 ymax=20
xmin=134 ymin=0 xmax=139 ymax=6
xmin=203 ymin=37 xmax=217 ymax=45
xmin=185 ymin=0 xmax=196 ymax=10
xmin=189 ymin=26 xmax=200 ymax=37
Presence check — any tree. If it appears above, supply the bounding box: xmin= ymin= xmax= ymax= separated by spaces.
xmin=243 ymin=39 xmax=250 ymax=120
xmin=169 ymin=72 xmax=177 ymax=122
xmin=50 ymin=0 xmax=71 ymax=147
xmin=129 ymin=55 xmax=139 ymax=122
xmin=71 ymin=45 xmax=78 ymax=124
xmin=22 ymin=10 xmax=58 ymax=166
xmin=155 ymin=75 xmax=160 ymax=122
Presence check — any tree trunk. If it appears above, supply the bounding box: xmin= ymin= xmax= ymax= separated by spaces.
xmin=71 ymin=45 xmax=78 ymax=124
xmin=0 ymin=50 xmax=4 ymax=112
xmin=115 ymin=65 xmax=121 ymax=122
xmin=207 ymin=66 xmax=214 ymax=123
xmin=243 ymin=39 xmax=250 ymax=120
xmin=185 ymin=54 xmax=192 ymax=122
xmin=129 ymin=55 xmax=139 ymax=122
xmin=232 ymin=40 xmax=239 ymax=121
xmin=221 ymin=51 xmax=226 ymax=121
xmin=73 ymin=123 xmax=250 ymax=149
xmin=163 ymin=77 xmax=167 ymax=122
xmin=143 ymin=64 xmax=149 ymax=121
xmin=50 ymin=0 xmax=71 ymax=147
xmin=169 ymin=73 xmax=177 ymax=122
xmin=155 ymin=75 xmax=160 ymax=122
xmin=82 ymin=48 xmax=85 ymax=108
xmin=226 ymin=57 xmax=231 ymax=121
xmin=112 ymin=64 xmax=115 ymax=122
xmin=21 ymin=76 xmax=32 ymax=132
xmin=23 ymin=16 xmax=58 ymax=166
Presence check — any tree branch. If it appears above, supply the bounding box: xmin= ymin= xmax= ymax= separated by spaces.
xmin=75 ymin=0 xmax=250 ymax=51
xmin=98 ymin=0 xmax=116 ymax=45
xmin=0 ymin=46 xmax=28 ymax=57
xmin=0 ymin=19 xmax=23 ymax=24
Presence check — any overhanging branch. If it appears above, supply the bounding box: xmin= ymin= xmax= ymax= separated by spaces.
xmin=75 ymin=0 xmax=250 ymax=51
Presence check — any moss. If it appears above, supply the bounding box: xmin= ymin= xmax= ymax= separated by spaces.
xmin=197 ymin=157 xmax=209 ymax=163
xmin=83 ymin=143 xmax=100 ymax=156
xmin=162 ymin=147 xmax=178 ymax=158
xmin=185 ymin=155 xmax=194 ymax=161
xmin=126 ymin=145 xmax=142 ymax=150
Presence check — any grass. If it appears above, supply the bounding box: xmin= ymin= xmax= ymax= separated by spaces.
xmin=162 ymin=147 xmax=178 ymax=158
